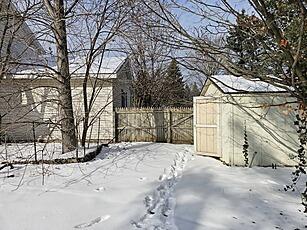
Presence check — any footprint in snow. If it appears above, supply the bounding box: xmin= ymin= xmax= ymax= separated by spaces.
xmin=74 ymin=215 xmax=111 ymax=228
xmin=260 ymin=179 xmax=279 ymax=185
xmin=94 ymin=187 xmax=105 ymax=192
xmin=138 ymin=177 xmax=147 ymax=181
xmin=159 ymin=168 xmax=167 ymax=181
xmin=266 ymin=179 xmax=279 ymax=185
xmin=144 ymin=195 xmax=153 ymax=208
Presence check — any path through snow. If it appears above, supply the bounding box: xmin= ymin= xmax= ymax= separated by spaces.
xmin=2 ymin=142 xmax=305 ymax=230
xmin=132 ymin=148 xmax=192 ymax=229
xmin=74 ymin=215 xmax=111 ymax=228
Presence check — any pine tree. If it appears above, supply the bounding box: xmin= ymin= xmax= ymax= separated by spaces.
xmin=184 ymin=82 xmax=200 ymax=106
xmin=184 ymin=84 xmax=192 ymax=106
xmin=226 ymin=2 xmax=307 ymax=99
xmin=163 ymin=58 xmax=187 ymax=107
xmin=227 ymin=1 xmax=307 ymax=210
xmin=190 ymin=82 xmax=200 ymax=97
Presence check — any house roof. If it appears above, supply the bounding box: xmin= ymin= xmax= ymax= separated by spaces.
xmin=203 ymin=75 xmax=287 ymax=94
xmin=4 ymin=0 xmax=45 ymax=54
xmin=13 ymin=56 xmax=127 ymax=79
xmin=70 ymin=56 xmax=126 ymax=75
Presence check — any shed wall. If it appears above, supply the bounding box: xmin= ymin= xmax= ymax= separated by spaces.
xmin=195 ymin=83 xmax=298 ymax=166
xmin=224 ymin=94 xmax=298 ymax=166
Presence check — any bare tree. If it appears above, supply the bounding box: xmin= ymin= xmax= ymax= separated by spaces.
xmin=176 ymin=36 xmax=224 ymax=86
xmin=40 ymin=0 xmax=78 ymax=152
xmin=140 ymin=0 xmax=306 ymax=102
xmin=0 ymin=0 xmax=45 ymax=78
xmin=1 ymin=0 xmax=131 ymax=151
xmin=140 ymin=0 xmax=307 ymax=210
xmin=0 ymin=0 xmax=51 ymax=146
xmin=68 ymin=0 xmax=129 ymax=147
xmin=120 ymin=1 xmax=173 ymax=107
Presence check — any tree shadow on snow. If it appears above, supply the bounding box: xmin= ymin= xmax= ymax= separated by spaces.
xmin=173 ymin=160 xmax=307 ymax=230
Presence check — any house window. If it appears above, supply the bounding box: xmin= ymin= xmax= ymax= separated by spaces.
xmin=121 ymin=89 xmax=128 ymax=107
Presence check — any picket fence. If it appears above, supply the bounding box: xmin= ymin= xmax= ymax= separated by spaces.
xmin=114 ymin=107 xmax=193 ymax=144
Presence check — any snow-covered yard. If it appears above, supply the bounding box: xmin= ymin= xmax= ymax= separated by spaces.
xmin=0 ymin=142 xmax=97 ymax=161
xmin=0 ymin=142 xmax=306 ymax=230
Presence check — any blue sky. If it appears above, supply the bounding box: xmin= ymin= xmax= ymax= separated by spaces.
xmin=174 ymin=0 xmax=254 ymax=28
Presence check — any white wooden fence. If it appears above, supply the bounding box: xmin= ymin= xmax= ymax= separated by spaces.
xmin=114 ymin=107 xmax=193 ymax=144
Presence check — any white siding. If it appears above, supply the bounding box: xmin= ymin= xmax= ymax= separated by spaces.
xmin=0 ymin=79 xmax=53 ymax=141
xmin=0 ymin=78 xmax=115 ymax=142
xmin=71 ymin=79 xmax=114 ymax=142
xmin=112 ymin=60 xmax=132 ymax=108
xmin=225 ymin=94 xmax=297 ymax=166
xmin=195 ymin=83 xmax=298 ymax=166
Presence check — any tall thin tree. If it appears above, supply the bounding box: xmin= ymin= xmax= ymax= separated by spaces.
xmin=43 ymin=0 xmax=78 ymax=152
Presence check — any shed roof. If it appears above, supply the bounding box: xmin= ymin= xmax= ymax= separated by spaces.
xmin=203 ymin=75 xmax=287 ymax=95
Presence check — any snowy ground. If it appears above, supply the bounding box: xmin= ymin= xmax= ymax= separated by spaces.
xmin=0 ymin=142 xmax=97 ymax=161
xmin=174 ymin=156 xmax=307 ymax=230
xmin=0 ymin=142 xmax=306 ymax=230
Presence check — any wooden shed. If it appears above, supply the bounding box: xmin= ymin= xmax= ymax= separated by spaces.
xmin=194 ymin=75 xmax=298 ymax=166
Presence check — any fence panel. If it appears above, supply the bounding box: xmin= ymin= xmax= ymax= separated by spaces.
xmin=115 ymin=107 xmax=193 ymax=144
xmin=171 ymin=110 xmax=193 ymax=144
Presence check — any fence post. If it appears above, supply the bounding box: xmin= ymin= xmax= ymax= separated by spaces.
xmin=168 ymin=110 xmax=172 ymax=143
xmin=32 ymin=122 xmax=37 ymax=163
xmin=0 ymin=114 xmax=2 ymax=145
xmin=76 ymin=145 xmax=79 ymax=159
xmin=41 ymin=147 xmax=45 ymax=185
xmin=75 ymin=121 xmax=79 ymax=159
xmin=4 ymin=134 xmax=7 ymax=161
xmin=97 ymin=117 xmax=101 ymax=146
xmin=87 ymin=124 xmax=94 ymax=149
xmin=114 ymin=111 xmax=119 ymax=143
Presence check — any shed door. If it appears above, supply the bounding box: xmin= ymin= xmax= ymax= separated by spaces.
xmin=194 ymin=97 xmax=220 ymax=157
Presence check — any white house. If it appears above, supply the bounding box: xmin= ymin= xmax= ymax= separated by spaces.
xmin=0 ymin=2 xmax=133 ymax=143
xmin=194 ymin=75 xmax=298 ymax=166
xmin=0 ymin=56 xmax=132 ymax=143
xmin=0 ymin=0 xmax=45 ymax=72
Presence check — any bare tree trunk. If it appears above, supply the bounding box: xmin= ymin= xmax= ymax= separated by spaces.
xmin=54 ymin=0 xmax=77 ymax=152
xmin=44 ymin=0 xmax=77 ymax=152
xmin=75 ymin=0 xmax=126 ymax=146
xmin=81 ymin=111 xmax=89 ymax=147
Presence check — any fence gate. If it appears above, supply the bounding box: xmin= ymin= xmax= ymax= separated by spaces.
xmin=115 ymin=107 xmax=193 ymax=144
xmin=170 ymin=110 xmax=193 ymax=144
xmin=194 ymin=97 xmax=221 ymax=157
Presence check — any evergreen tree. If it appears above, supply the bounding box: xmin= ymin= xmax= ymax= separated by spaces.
xmin=190 ymin=82 xmax=200 ymax=97
xmin=184 ymin=84 xmax=192 ymax=106
xmin=184 ymin=82 xmax=200 ymax=106
xmin=227 ymin=1 xmax=307 ymax=211
xmin=163 ymin=59 xmax=187 ymax=107
xmin=226 ymin=2 xmax=307 ymax=100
